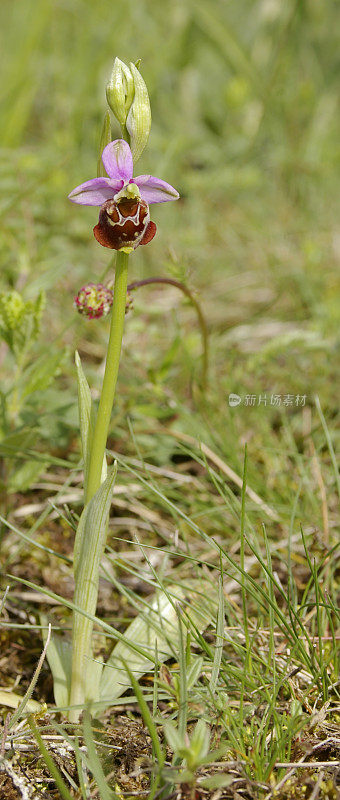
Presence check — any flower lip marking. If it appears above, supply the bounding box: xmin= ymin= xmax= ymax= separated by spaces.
xmin=68 ymin=138 xmax=179 ymax=207
xmin=93 ymin=197 xmax=157 ymax=250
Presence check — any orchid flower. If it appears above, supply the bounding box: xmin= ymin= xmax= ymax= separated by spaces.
xmin=68 ymin=138 xmax=179 ymax=207
xmin=68 ymin=139 xmax=179 ymax=251
xmin=62 ymin=62 xmax=183 ymax=724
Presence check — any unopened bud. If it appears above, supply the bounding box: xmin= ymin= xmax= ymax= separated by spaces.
xmin=74 ymin=283 xmax=133 ymax=319
xmin=126 ymin=61 xmax=151 ymax=162
xmin=106 ymin=57 xmax=134 ymax=129
xmin=74 ymin=283 xmax=113 ymax=319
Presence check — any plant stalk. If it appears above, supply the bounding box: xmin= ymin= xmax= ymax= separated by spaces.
xmin=86 ymin=250 xmax=129 ymax=503
xmin=68 ymin=250 xmax=128 ymax=721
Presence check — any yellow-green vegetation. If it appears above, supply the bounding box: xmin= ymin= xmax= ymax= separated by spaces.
xmin=0 ymin=0 xmax=339 ymax=798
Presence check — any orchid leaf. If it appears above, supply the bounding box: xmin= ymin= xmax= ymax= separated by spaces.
xmin=99 ymin=578 xmax=217 ymax=702
xmin=41 ymin=614 xmax=72 ymax=707
xmin=0 ymin=690 xmax=41 ymax=713
xmin=72 ymin=466 xmax=117 ymax=705
xmin=75 ymin=350 xmax=107 ymax=494
xmin=73 ymin=464 xmax=116 ymax=583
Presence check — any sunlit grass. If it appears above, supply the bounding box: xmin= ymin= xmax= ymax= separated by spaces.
xmin=0 ymin=0 xmax=339 ymax=796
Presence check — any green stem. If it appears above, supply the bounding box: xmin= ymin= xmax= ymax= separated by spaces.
xmin=86 ymin=250 xmax=129 ymax=503
xmin=68 ymin=251 xmax=128 ymax=722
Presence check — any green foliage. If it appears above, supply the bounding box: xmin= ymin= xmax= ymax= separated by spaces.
xmin=0 ymin=287 xmax=68 ymax=493
xmin=0 ymin=0 xmax=339 ymax=795
xmin=68 ymin=466 xmax=117 ymax=718
xmin=41 ymin=614 xmax=72 ymax=708
xmin=82 ymin=711 xmax=119 ymax=800
xmin=0 ymin=289 xmax=44 ymax=358
xmin=28 ymin=716 xmax=74 ymax=800
xmin=20 ymin=350 xmax=66 ymax=399
xmin=99 ymin=585 xmax=211 ymax=703
xmin=164 ymin=718 xmax=211 ymax=770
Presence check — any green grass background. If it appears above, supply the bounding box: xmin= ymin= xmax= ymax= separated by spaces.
xmin=0 ymin=0 xmax=339 ymax=526
xmin=0 ymin=2 xmax=339 ymax=792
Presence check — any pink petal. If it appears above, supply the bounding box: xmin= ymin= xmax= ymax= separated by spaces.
xmin=102 ymin=139 xmax=133 ymax=182
xmin=68 ymin=177 xmax=123 ymax=206
xmin=134 ymin=175 xmax=180 ymax=204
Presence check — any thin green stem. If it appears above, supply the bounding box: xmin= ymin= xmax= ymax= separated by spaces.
xmin=86 ymin=250 xmax=129 ymax=503
xmin=68 ymin=252 xmax=128 ymax=721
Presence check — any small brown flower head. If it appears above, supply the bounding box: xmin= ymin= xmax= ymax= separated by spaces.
xmin=93 ymin=197 xmax=156 ymax=252
xmin=74 ymin=283 xmax=134 ymax=319
xmin=74 ymin=283 xmax=113 ymax=319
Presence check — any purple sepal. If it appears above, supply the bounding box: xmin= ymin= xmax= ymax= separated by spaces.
xmin=68 ymin=177 xmax=123 ymax=206
xmin=134 ymin=175 xmax=180 ymax=204
xmin=102 ymin=139 xmax=133 ymax=182
xmin=68 ymin=139 xmax=180 ymax=209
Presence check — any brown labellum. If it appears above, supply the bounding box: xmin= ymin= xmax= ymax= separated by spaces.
xmin=93 ymin=197 xmax=157 ymax=250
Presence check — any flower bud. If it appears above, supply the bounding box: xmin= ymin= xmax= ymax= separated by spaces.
xmin=106 ymin=58 xmax=134 ymax=129
xmin=74 ymin=283 xmax=113 ymax=319
xmin=74 ymin=283 xmax=133 ymax=319
xmin=126 ymin=61 xmax=151 ymax=163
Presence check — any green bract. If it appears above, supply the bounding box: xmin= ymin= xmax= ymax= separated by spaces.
xmin=106 ymin=58 xmax=151 ymax=163
xmin=126 ymin=61 xmax=151 ymax=162
xmin=106 ymin=57 xmax=134 ymax=128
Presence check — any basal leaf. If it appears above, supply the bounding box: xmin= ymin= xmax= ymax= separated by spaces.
xmin=41 ymin=614 xmax=72 ymax=708
xmin=75 ymin=350 xmax=107 ymax=494
xmin=100 ymin=578 xmax=217 ymax=702
xmin=71 ymin=466 xmax=117 ymax=705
